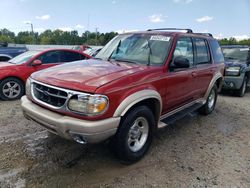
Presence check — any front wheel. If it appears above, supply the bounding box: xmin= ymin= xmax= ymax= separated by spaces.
xmin=199 ymin=85 xmax=218 ymax=115
xmin=111 ymin=106 xmax=155 ymax=163
xmin=0 ymin=78 xmax=25 ymax=100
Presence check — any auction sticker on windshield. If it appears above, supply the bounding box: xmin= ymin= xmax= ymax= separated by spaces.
xmin=150 ymin=35 xmax=170 ymax=41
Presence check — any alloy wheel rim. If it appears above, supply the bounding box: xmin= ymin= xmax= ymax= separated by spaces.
xmin=2 ymin=81 xmax=21 ymax=99
xmin=127 ymin=117 xmax=149 ymax=152
xmin=208 ymin=89 xmax=215 ymax=109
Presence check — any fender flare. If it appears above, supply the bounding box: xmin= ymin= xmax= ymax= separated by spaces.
xmin=113 ymin=89 xmax=162 ymax=118
xmin=204 ymin=72 xmax=223 ymax=99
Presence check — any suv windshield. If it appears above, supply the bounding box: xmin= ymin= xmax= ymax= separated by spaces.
xmin=9 ymin=50 xmax=41 ymax=64
xmin=96 ymin=33 xmax=172 ymax=65
xmin=222 ymin=47 xmax=250 ymax=62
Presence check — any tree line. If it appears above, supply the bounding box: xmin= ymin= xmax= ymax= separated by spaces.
xmin=0 ymin=28 xmax=118 ymax=46
xmin=0 ymin=28 xmax=250 ymax=46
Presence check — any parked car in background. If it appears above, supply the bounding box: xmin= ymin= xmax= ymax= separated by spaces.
xmin=0 ymin=42 xmax=27 ymax=61
xmin=84 ymin=47 xmax=103 ymax=57
xmin=72 ymin=45 xmax=91 ymax=52
xmin=222 ymin=45 xmax=250 ymax=97
xmin=21 ymin=28 xmax=224 ymax=163
xmin=0 ymin=49 xmax=91 ymax=100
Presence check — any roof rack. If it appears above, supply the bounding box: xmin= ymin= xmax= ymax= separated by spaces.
xmin=147 ymin=28 xmax=193 ymax=33
xmin=196 ymin=33 xmax=213 ymax=37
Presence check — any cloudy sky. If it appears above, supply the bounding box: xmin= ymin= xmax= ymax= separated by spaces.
xmin=0 ymin=0 xmax=249 ymax=39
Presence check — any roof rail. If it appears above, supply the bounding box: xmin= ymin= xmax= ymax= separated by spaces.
xmin=147 ymin=28 xmax=193 ymax=33
xmin=196 ymin=33 xmax=213 ymax=37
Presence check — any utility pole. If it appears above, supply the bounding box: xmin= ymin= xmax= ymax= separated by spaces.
xmin=95 ymin=27 xmax=98 ymax=46
xmin=26 ymin=22 xmax=35 ymax=44
xmin=86 ymin=14 xmax=89 ymax=44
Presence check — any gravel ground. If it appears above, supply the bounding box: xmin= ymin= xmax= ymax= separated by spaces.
xmin=0 ymin=90 xmax=250 ymax=188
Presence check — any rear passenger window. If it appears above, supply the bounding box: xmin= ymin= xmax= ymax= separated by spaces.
xmin=194 ymin=38 xmax=210 ymax=64
xmin=210 ymin=40 xmax=224 ymax=63
xmin=60 ymin=51 xmax=85 ymax=63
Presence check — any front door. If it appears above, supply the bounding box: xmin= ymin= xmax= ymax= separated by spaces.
xmin=163 ymin=37 xmax=197 ymax=112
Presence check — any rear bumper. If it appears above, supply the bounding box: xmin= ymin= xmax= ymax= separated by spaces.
xmin=21 ymin=96 xmax=120 ymax=144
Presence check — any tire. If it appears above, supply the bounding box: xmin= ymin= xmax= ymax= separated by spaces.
xmin=0 ymin=78 xmax=25 ymax=100
xmin=111 ymin=106 xmax=155 ymax=163
xmin=199 ymin=85 xmax=218 ymax=115
xmin=234 ymin=76 xmax=247 ymax=97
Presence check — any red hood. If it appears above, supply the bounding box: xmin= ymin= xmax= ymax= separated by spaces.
xmin=31 ymin=59 xmax=146 ymax=93
xmin=0 ymin=62 xmax=16 ymax=69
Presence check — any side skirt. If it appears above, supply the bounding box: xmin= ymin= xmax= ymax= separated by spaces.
xmin=157 ymin=99 xmax=206 ymax=129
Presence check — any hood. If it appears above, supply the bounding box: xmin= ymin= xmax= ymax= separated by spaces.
xmin=0 ymin=62 xmax=16 ymax=69
xmin=31 ymin=59 xmax=146 ymax=93
xmin=224 ymin=60 xmax=247 ymax=69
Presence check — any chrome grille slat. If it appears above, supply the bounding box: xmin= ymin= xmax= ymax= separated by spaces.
xmin=35 ymin=87 xmax=68 ymax=99
xmin=32 ymin=82 xmax=68 ymax=108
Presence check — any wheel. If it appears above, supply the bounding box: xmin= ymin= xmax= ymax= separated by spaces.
xmin=199 ymin=85 xmax=218 ymax=115
xmin=234 ymin=76 xmax=247 ymax=97
xmin=111 ymin=106 xmax=155 ymax=163
xmin=0 ymin=78 xmax=25 ymax=100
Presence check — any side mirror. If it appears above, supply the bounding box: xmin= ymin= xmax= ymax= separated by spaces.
xmin=173 ymin=56 xmax=190 ymax=68
xmin=32 ymin=59 xmax=42 ymax=66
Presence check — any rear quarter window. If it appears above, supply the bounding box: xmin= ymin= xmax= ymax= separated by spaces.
xmin=210 ymin=40 xmax=224 ymax=63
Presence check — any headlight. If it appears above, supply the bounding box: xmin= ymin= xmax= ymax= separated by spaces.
xmin=225 ymin=67 xmax=240 ymax=76
xmin=68 ymin=94 xmax=108 ymax=115
xmin=25 ymin=78 xmax=31 ymax=97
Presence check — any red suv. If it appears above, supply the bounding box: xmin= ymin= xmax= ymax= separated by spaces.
xmin=21 ymin=29 xmax=225 ymax=163
xmin=0 ymin=49 xmax=90 ymax=100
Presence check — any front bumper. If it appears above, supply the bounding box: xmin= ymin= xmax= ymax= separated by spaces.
xmin=21 ymin=96 xmax=120 ymax=144
xmin=223 ymin=74 xmax=244 ymax=90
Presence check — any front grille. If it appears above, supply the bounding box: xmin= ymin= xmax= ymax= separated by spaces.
xmin=32 ymin=82 xmax=68 ymax=108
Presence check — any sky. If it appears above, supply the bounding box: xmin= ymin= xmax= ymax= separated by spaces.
xmin=0 ymin=0 xmax=249 ymax=40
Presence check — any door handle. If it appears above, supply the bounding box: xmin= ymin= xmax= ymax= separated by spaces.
xmin=191 ymin=72 xmax=197 ymax=78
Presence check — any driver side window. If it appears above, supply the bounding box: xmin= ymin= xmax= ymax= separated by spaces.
xmin=38 ymin=51 xmax=60 ymax=64
xmin=173 ymin=37 xmax=194 ymax=66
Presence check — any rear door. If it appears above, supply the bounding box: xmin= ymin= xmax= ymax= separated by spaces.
xmin=192 ymin=38 xmax=214 ymax=98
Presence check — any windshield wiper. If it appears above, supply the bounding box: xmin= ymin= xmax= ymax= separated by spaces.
xmin=147 ymin=39 xmax=152 ymax=66
xmin=107 ymin=40 xmax=121 ymax=61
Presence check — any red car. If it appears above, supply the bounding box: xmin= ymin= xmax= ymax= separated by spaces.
xmin=0 ymin=49 xmax=91 ymax=100
xmin=22 ymin=29 xmax=225 ymax=163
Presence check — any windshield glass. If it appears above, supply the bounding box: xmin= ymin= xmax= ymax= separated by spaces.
xmin=96 ymin=33 xmax=172 ymax=65
xmin=222 ymin=47 xmax=250 ymax=62
xmin=9 ymin=51 xmax=41 ymax=64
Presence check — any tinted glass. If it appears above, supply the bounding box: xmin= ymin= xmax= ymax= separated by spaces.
xmin=38 ymin=51 xmax=60 ymax=64
xmin=210 ymin=40 xmax=224 ymax=63
xmin=173 ymin=37 xmax=194 ymax=66
xmin=194 ymin=38 xmax=210 ymax=64
xmin=60 ymin=51 xmax=84 ymax=62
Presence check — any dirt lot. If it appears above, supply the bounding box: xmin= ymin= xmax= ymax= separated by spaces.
xmin=0 ymin=91 xmax=250 ymax=188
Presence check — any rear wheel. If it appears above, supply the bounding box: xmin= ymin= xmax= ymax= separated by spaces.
xmin=0 ymin=78 xmax=24 ymax=100
xmin=199 ymin=85 xmax=217 ymax=115
xmin=234 ymin=76 xmax=247 ymax=97
xmin=111 ymin=106 xmax=155 ymax=163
